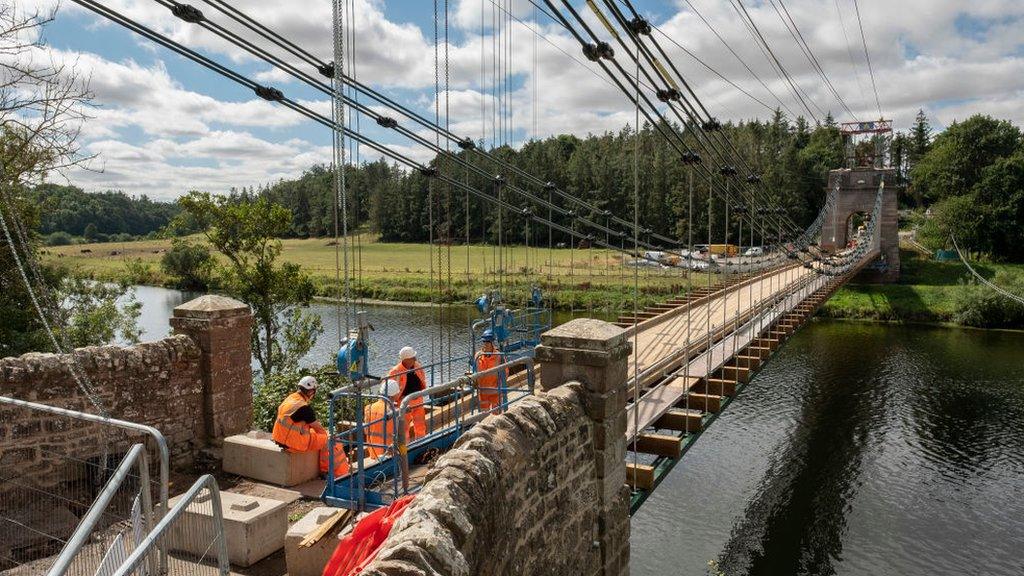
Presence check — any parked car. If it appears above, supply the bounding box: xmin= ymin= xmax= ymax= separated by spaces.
xmin=743 ymin=246 xmax=764 ymax=257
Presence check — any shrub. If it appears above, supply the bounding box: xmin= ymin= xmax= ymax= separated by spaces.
xmin=160 ymin=238 xmax=214 ymax=290
xmin=46 ymin=231 xmax=74 ymax=246
xmin=122 ymin=257 xmax=161 ymax=285
xmin=953 ymin=270 xmax=1024 ymax=328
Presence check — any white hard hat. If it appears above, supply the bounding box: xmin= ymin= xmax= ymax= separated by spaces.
xmin=398 ymin=346 xmax=417 ymax=360
xmin=379 ymin=379 xmax=401 ymax=399
xmin=298 ymin=375 xmax=318 ymax=391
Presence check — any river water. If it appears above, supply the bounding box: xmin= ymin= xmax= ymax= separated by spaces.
xmin=128 ymin=286 xmax=1024 ymax=575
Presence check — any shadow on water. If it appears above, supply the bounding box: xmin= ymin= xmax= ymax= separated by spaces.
xmin=717 ymin=323 xmax=889 ymax=576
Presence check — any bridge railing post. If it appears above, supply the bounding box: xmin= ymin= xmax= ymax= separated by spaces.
xmin=536 ymin=318 xmax=632 ymax=576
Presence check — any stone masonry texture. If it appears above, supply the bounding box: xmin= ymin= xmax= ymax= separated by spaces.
xmin=820 ymin=167 xmax=900 ymax=283
xmin=363 ymin=383 xmax=603 ymax=576
xmin=364 ymin=318 xmax=632 ymax=576
xmin=0 ymin=295 xmax=253 ymax=473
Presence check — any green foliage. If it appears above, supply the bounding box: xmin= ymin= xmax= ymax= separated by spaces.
xmin=122 ymin=257 xmax=161 ymax=285
xmin=916 ymin=194 xmax=985 ymax=252
xmin=911 ymin=115 xmax=1021 ymax=203
xmin=249 ymin=115 xmax=842 ymax=247
xmin=952 ymin=270 xmax=1024 ymax=328
xmin=45 ymin=231 xmax=74 ymax=246
xmin=251 ymin=365 xmax=335 ymax=432
xmin=176 ymin=192 xmax=323 ymax=375
xmin=160 ymin=238 xmax=214 ymax=290
xmin=29 ymin=183 xmax=180 ymax=238
xmin=56 ymin=278 xmax=142 ymax=347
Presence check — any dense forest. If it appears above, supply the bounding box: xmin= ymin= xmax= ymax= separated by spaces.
xmin=253 ymin=112 xmax=845 ymax=248
xmin=30 ymin=184 xmax=181 ymax=242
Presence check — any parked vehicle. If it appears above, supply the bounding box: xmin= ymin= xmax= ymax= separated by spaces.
xmin=743 ymin=246 xmax=764 ymax=257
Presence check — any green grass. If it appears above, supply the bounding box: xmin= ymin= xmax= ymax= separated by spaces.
xmin=820 ymin=246 xmax=1024 ymax=325
xmin=44 ymin=234 xmax=710 ymax=312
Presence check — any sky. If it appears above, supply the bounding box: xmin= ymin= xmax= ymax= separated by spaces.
xmin=12 ymin=0 xmax=1024 ymax=200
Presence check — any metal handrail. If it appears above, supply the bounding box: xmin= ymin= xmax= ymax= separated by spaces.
xmin=111 ymin=474 xmax=230 ymax=576
xmin=396 ymin=356 xmax=535 ymax=491
xmin=0 ymin=395 xmax=171 ymax=573
xmin=48 ymin=444 xmax=154 ymax=576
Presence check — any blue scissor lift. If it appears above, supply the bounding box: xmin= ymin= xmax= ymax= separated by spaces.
xmin=321 ymin=289 xmax=549 ymax=511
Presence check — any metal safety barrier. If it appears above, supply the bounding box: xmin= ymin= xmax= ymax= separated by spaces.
xmin=323 ymin=356 xmax=535 ymax=510
xmin=0 ymin=396 xmax=169 ymax=574
xmin=110 ymin=474 xmax=230 ymax=576
xmin=0 ymin=396 xmax=229 ymax=576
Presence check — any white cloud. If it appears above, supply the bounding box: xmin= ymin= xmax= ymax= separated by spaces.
xmin=24 ymin=0 xmax=1024 ymax=199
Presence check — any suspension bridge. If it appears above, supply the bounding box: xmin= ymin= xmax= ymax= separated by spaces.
xmin=2 ymin=0 xmax=908 ymax=574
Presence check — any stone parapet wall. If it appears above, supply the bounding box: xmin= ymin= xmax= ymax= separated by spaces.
xmin=0 ymin=295 xmax=254 ymax=470
xmin=366 ymin=318 xmax=632 ymax=576
xmin=0 ymin=336 xmax=204 ymax=468
xmin=364 ymin=383 xmax=601 ymax=576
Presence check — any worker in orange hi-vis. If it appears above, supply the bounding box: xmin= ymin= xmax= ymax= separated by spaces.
xmin=362 ymin=379 xmax=400 ymax=459
xmin=387 ymin=347 xmax=428 ymax=439
xmin=271 ymin=375 xmax=350 ymax=478
xmin=472 ymin=329 xmax=507 ymax=413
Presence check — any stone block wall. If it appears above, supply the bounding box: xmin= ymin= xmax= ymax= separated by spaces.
xmin=364 ymin=383 xmax=601 ymax=576
xmin=0 ymin=295 xmax=254 ymax=471
xmin=365 ymin=318 xmax=632 ymax=576
xmin=0 ymin=337 xmax=204 ymax=470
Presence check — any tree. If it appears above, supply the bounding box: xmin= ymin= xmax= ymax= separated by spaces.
xmin=176 ymin=192 xmax=322 ymax=376
xmin=57 ymin=278 xmax=142 ymax=347
xmin=161 ymin=238 xmax=215 ymax=290
xmin=971 ymin=151 xmax=1024 ymax=260
xmin=911 ymin=115 xmax=1021 ymax=202
xmin=909 ymin=109 xmax=932 ymax=164
xmin=1 ymin=5 xmax=139 ymax=358
xmin=83 ymin=222 xmax=97 ymax=241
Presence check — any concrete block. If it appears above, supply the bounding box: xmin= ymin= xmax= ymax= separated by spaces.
xmin=166 ymin=490 xmax=287 ymax=567
xmin=285 ymin=507 xmax=343 ymax=576
xmin=223 ymin=431 xmax=319 ymax=487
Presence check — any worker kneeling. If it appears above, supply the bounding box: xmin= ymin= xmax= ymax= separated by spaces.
xmin=472 ymin=330 xmax=508 ymax=413
xmin=271 ymin=375 xmax=350 ymax=478
xmin=362 ymin=379 xmax=401 ymax=459
xmin=387 ymin=347 xmax=428 ymax=439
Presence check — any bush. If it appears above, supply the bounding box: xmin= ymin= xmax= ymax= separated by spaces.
xmin=160 ymin=238 xmax=214 ymax=290
xmin=46 ymin=231 xmax=74 ymax=246
xmin=122 ymin=257 xmax=161 ymax=285
xmin=953 ymin=271 xmax=1024 ymax=328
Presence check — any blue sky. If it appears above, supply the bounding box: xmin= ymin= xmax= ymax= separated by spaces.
xmin=17 ymin=0 xmax=1024 ymax=199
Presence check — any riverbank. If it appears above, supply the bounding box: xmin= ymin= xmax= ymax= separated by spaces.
xmin=820 ymin=248 xmax=1024 ymax=328
xmin=45 ymin=238 xmax=1024 ymax=327
xmin=45 ymin=235 xmax=704 ymax=313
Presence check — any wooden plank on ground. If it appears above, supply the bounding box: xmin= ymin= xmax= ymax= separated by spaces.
xmin=299 ymin=509 xmax=351 ymax=548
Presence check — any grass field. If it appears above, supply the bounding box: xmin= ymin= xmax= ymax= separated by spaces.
xmin=44 ymin=234 xmax=713 ymax=311
xmin=820 ymin=245 xmax=1024 ymax=324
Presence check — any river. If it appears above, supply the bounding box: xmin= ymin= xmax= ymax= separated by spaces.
xmin=127 ymin=286 xmax=1024 ymax=576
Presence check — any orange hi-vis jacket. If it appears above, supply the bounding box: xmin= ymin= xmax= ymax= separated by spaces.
xmin=473 ymin=349 xmax=507 ymax=411
xmin=387 ymin=361 xmax=427 ymax=440
xmin=362 ymin=399 xmax=396 ymax=459
xmin=320 ymin=441 xmax=351 ymax=477
xmin=272 ymin=392 xmax=327 ymax=452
